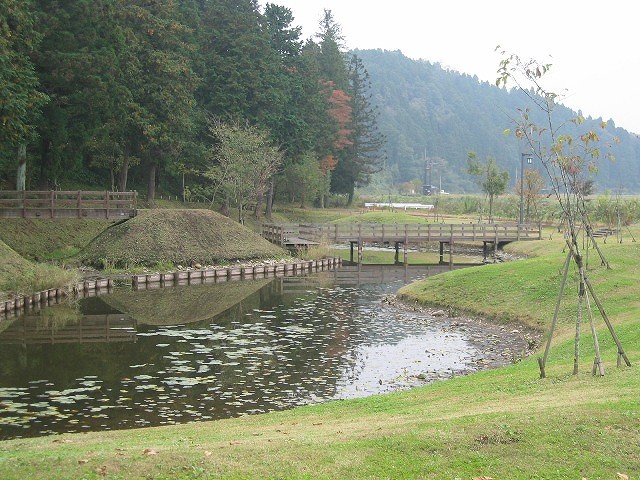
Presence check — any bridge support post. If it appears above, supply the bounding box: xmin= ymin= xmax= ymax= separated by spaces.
xmin=439 ymin=242 xmax=445 ymax=264
xmin=357 ymin=241 xmax=363 ymax=265
xmin=350 ymin=241 xmax=355 ymax=263
xmin=403 ymin=242 xmax=408 ymax=265
xmin=394 ymin=242 xmax=400 ymax=264
xmin=449 ymin=240 xmax=454 ymax=267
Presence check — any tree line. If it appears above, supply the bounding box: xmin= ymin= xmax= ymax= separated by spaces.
xmin=0 ymin=0 xmax=385 ymax=217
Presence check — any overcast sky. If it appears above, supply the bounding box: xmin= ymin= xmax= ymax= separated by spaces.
xmin=267 ymin=0 xmax=639 ymax=134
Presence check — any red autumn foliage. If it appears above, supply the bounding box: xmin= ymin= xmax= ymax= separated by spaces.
xmin=319 ymin=154 xmax=338 ymax=173
xmin=321 ymin=80 xmax=352 ymax=149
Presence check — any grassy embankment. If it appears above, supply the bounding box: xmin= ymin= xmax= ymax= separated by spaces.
xmin=0 ymin=223 xmax=638 ymax=478
xmin=0 ymin=209 xmax=289 ymax=299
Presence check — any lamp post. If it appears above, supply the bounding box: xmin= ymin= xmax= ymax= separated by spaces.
xmin=519 ymin=153 xmax=533 ymax=224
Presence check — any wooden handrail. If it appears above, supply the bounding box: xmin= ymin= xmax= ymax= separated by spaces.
xmin=263 ymin=222 xmax=541 ymax=245
xmin=0 ymin=190 xmax=137 ymax=219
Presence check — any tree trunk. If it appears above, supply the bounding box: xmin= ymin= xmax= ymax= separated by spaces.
xmin=488 ymin=195 xmax=494 ymax=223
xmin=147 ymin=162 xmax=157 ymax=205
xmin=118 ymin=154 xmax=130 ymax=192
xmin=254 ymin=190 xmax=263 ymax=223
xmin=347 ymin=183 xmax=355 ymax=206
xmin=221 ymin=194 xmax=230 ymax=217
xmin=16 ymin=144 xmax=27 ymax=191
xmin=38 ymin=139 xmax=52 ymax=190
xmin=265 ymin=177 xmax=274 ymax=221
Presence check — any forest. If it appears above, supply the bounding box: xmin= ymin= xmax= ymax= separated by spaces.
xmin=356 ymin=49 xmax=640 ymax=194
xmin=1 ymin=0 xmax=384 ymax=215
xmin=2 ymin=0 xmax=639 ymax=214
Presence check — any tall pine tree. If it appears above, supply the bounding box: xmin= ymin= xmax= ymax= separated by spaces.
xmin=331 ymin=54 xmax=385 ymax=203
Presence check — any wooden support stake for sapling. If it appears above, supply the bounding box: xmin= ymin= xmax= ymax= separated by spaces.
xmin=583 ymin=271 xmax=605 ymax=376
xmin=583 ymin=275 xmax=631 ymax=367
xmin=539 ymin=249 xmax=572 ymax=378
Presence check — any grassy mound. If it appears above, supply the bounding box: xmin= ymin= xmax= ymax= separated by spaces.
xmin=0 ymin=240 xmax=78 ymax=301
xmin=78 ymin=209 xmax=286 ymax=268
xmin=0 ymin=218 xmax=113 ymax=261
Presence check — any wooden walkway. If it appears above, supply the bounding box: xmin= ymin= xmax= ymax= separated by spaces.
xmin=263 ymin=222 xmax=542 ymax=246
xmin=0 ymin=190 xmax=137 ymax=220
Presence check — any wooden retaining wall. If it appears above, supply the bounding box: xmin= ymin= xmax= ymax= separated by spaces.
xmin=0 ymin=279 xmax=115 ymax=318
xmin=131 ymin=257 xmax=342 ymax=289
xmin=1 ymin=258 xmax=342 ymax=316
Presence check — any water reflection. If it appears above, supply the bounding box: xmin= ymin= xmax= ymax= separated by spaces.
xmin=0 ymin=265 xmax=494 ymax=440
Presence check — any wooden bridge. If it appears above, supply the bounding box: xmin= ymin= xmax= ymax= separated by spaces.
xmin=262 ymin=222 xmax=542 ymax=263
xmin=0 ymin=314 xmax=137 ymax=345
xmin=0 ymin=190 xmax=137 ymax=220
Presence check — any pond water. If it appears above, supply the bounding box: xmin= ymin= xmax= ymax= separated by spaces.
xmin=0 ymin=265 xmax=526 ymax=440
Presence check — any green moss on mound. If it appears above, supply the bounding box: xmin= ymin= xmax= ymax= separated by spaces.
xmin=78 ymin=209 xmax=285 ymax=268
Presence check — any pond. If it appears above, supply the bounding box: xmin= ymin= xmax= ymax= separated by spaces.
xmin=0 ymin=265 xmax=529 ymax=440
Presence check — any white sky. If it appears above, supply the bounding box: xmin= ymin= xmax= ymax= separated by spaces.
xmin=266 ymin=0 xmax=640 ymax=134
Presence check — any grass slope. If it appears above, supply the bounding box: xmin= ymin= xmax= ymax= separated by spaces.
xmin=78 ymin=209 xmax=286 ymax=268
xmin=0 ymin=218 xmax=113 ymax=261
xmin=0 ymin=240 xmax=78 ymax=301
xmin=1 ymin=229 xmax=639 ymax=479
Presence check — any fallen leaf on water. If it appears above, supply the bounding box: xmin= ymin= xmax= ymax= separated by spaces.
xmin=617 ymin=474 xmax=628 ymax=480
xmin=78 ymin=459 xmax=89 ymax=465
xmin=204 ymin=451 xmax=212 ymax=457
xmin=143 ymin=448 xmax=158 ymax=455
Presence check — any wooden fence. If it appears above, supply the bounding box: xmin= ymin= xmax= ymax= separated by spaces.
xmin=0 ymin=190 xmax=137 ymax=219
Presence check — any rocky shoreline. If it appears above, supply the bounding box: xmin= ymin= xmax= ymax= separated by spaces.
xmin=386 ymin=298 xmax=542 ymax=385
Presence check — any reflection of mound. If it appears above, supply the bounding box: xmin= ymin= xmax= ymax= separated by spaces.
xmin=79 ymin=209 xmax=284 ymax=268
xmin=100 ymin=278 xmax=272 ymax=325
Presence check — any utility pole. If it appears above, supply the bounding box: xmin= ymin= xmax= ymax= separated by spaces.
xmin=519 ymin=153 xmax=533 ymax=224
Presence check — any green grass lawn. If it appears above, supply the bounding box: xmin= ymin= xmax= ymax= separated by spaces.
xmin=1 ymin=222 xmax=638 ymax=479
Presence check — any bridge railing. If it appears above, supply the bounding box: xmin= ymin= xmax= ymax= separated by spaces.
xmin=0 ymin=190 xmax=137 ymax=219
xmin=297 ymin=222 xmax=541 ymax=242
xmin=261 ymin=223 xmax=301 ymax=245
xmin=262 ymin=222 xmax=541 ymax=245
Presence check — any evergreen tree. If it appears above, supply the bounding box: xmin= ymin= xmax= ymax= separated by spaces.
xmin=197 ymin=0 xmax=273 ymax=122
xmin=331 ymin=54 xmax=385 ymax=203
xmin=0 ymin=0 xmax=47 ymax=189
xmin=116 ymin=0 xmax=200 ymax=202
xmin=315 ymin=10 xmax=347 ymax=90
